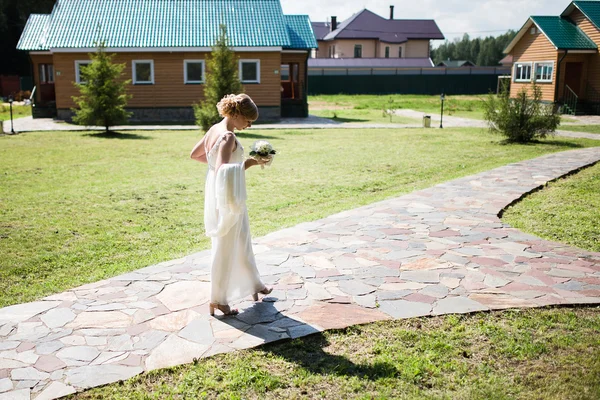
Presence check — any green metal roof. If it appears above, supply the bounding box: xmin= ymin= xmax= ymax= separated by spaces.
xmin=573 ymin=1 xmax=600 ymax=30
xmin=17 ymin=14 xmax=51 ymax=51
xmin=284 ymin=15 xmax=317 ymax=49
xmin=531 ymin=16 xmax=597 ymax=50
xmin=17 ymin=0 xmax=319 ymax=50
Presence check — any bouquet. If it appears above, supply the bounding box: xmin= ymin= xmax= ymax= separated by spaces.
xmin=248 ymin=140 xmax=277 ymax=169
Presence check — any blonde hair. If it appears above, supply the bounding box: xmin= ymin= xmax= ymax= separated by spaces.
xmin=216 ymin=94 xmax=259 ymax=121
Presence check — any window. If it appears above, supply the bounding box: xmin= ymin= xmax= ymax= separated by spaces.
xmin=385 ymin=46 xmax=390 ymax=58
xmin=530 ymin=27 xmax=537 ymax=35
xmin=184 ymin=60 xmax=205 ymax=84
xmin=75 ymin=60 xmax=91 ymax=83
xmin=354 ymin=44 xmax=362 ymax=58
xmin=39 ymin=64 xmax=54 ymax=84
xmin=514 ymin=62 xmax=532 ymax=82
xmin=239 ymin=60 xmax=260 ymax=83
xmin=399 ymin=47 xmax=403 ymax=58
xmin=133 ymin=60 xmax=154 ymax=84
xmin=534 ymin=62 xmax=554 ymax=83
xmin=328 ymin=45 xmax=336 ymax=58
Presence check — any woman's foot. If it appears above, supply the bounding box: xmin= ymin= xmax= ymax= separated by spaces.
xmin=209 ymin=303 xmax=239 ymax=316
xmin=252 ymin=287 xmax=273 ymax=301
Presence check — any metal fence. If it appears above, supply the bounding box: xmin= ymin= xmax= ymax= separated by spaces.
xmin=307 ymin=67 xmax=511 ymax=95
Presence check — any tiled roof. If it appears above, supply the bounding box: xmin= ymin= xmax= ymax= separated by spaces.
xmin=17 ymin=0 xmax=313 ymax=50
xmin=308 ymin=57 xmax=434 ymax=68
xmin=284 ymin=15 xmax=318 ymax=49
xmin=17 ymin=14 xmax=51 ymax=51
xmin=311 ymin=22 xmax=331 ymax=40
xmin=321 ymin=9 xmax=444 ymax=43
xmin=532 ymin=16 xmax=597 ymax=50
xmin=572 ymin=0 xmax=600 ymax=30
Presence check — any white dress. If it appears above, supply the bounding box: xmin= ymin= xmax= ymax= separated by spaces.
xmin=204 ymin=133 xmax=265 ymax=305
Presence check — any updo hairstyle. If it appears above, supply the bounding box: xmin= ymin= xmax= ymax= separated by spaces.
xmin=216 ymin=94 xmax=259 ymax=121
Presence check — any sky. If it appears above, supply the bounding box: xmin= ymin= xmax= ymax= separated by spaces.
xmin=280 ymin=0 xmax=572 ymax=45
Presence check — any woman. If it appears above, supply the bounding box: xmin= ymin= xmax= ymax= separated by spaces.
xmin=190 ymin=94 xmax=272 ymax=316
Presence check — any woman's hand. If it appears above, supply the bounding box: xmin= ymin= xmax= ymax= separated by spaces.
xmin=244 ymin=158 xmax=259 ymax=170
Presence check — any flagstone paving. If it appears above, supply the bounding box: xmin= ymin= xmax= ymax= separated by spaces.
xmin=1 ymin=148 xmax=600 ymax=399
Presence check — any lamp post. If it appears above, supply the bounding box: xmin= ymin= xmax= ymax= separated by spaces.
xmin=8 ymin=95 xmax=15 ymax=134
xmin=439 ymin=93 xmax=445 ymax=129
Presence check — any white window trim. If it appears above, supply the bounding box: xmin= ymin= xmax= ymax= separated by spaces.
xmin=75 ymin=60 xmax=91 ymax=83
xmin=239 ymin=59 xmax=260 ymax=83
xmin=132 ymin=60 xmax=155 ymax=85
xmin=514 ymin=61 xmax=533 ymax=83
xmin=183 ymin=59 xmax=205 ymax=84
xmin=47 ymin=65 xmax=54 ymax=83
xmin=39 ymin=64 xmax=46 ymax=83
xmin=533 ymin=61 xmax=554 ymax=83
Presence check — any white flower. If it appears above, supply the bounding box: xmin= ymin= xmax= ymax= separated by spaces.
xmin=251 ymin=140 xmax=274 ymax=156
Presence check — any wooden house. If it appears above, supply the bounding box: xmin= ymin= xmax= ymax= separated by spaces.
xmin=504 ymin=0 xmax=600 ymax=114
xmin=17 ymin=0 xmax=317 ymax=121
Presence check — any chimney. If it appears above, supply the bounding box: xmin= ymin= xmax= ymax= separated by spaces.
xmin=390 ymin=5 xmax=394 ymax=20
xmin=331 ymin=16 xmax=337 ymax=31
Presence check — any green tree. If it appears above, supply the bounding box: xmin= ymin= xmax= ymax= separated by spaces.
xmin=71 ymin=42 xmax=131 ymax=133
xmin=194 ymin=24 xmax=243 ymax=131
xmin=483 ymin=84 xmax=560 ymax=143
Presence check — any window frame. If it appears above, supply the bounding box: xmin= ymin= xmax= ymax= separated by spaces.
xmin=385 ymin=46 xmax=390 ymax=58
xmin=74 ymin=60 xmax=92 ymax=84
xmin=398 ymin=46 xmax=403 ymax=58
xmin=354 ymin=44 xmax=362 ymax=58
xmin=513 ymin=62 xmax=533 ymax=83
xmin=533 ymin=61 xmax=554 ymax=83
xmin=183 ymin=59 xmax=205 ymax=84
xmin=132 ymin=60 xmax=155 ymax=85
xmin=238 ymin=59 xmax=261 ymax=84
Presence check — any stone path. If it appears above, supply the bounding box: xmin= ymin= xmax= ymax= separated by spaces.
xmin=1 ymin=148 xmax=600 ymax=399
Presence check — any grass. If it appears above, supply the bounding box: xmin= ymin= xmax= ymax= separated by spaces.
xmin=558 ymin=125 xmax=600 ymax=135
xmin=0 ymin=104 xmax=31 ymax=122
xmin=71 ymin=307 xmax=600 ymax=399
xmin=502 ymin=162 xmax=600 ymax=252
xmin=310 ymin=108 xmax=419 ymax=124
xmin=0 ymin=128 xmax=598 ymax=307
xmin=309 ymin=94 xmax=488 ymax=121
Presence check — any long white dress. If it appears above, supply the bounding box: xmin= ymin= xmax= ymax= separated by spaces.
xmin=204 ymin=133 xmax=266 ymax=305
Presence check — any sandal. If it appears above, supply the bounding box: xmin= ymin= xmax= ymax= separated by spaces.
xmin=252 ymin=287 xmax=273 ymax=301
xmin=209 ymin=303 xmax=239 ymax=316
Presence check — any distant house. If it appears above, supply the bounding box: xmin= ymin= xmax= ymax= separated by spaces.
xmin=17 ymin=0 xmax=317 ymax=121
xmin=310 ymin=6 xmax=444 ymax=69
xmin=498 ymin=55 xmax=514 ymax=67
xmin=504 ymin=0 xmax=600 ymax=113
xmin=436 ymin=60 xmax=476 ymax=67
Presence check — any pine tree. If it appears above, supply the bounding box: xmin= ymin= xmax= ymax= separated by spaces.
xmin=71 ymin=42 xmax=131 ymax=133
xmin=194 ymin=24 xmax=243 ymax=131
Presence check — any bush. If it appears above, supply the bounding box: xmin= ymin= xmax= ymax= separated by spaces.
xmin=483 ymin=84 xmax=560 ymax=143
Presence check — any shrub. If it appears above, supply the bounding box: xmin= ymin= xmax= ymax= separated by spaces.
xmin=71 ymin=42 xmax=132 ymax=132
xmin=194 ymin=25 xmax=243 ymax=131
xmin=483 ymin=84 xmax=560 ymax=143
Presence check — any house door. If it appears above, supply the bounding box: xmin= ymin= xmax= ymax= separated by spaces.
xmin=39 ymin=64 xmax=56 ymax=103
xmin=281 ymin=63 xmax=300 ymax=99
xmin=564 ymin=62 xmax=583 ymax=97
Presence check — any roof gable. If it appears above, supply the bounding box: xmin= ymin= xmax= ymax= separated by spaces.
xmin=504 ymin=16 xmax=597 ymax=53
xmin=18 ymin=0 xmax=307 ymax=50
xmin=322 ymin=8 xmax=444 ymax=43
xmin=563 ymin=0 xmax=600 ymax=30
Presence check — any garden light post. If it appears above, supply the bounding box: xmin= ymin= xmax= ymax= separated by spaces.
xmin=439 ymin=93 xmax=445 ymax=129
xmin=8 ymin=95 xmax=15 ymax=134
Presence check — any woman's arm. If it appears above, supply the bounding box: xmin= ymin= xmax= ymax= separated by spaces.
xmin=214 ymin=133 xmax=236 ymax=171
xmin=190 ymin=135 xmax=208 ymax=163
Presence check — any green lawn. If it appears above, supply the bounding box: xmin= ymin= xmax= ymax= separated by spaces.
xmin=309 ymin=94 xmax=487 ymax=121
xmin=558 ymin=125 xmax=600 ymax=135
xmin=72 ymin=307 xmax=600 ymax=400
xmin=310 ymin=108 xmax=419 ymax=124
xmin=503 ymin=162 xmax=600 ymax=252
xmin=0 ymin=104 xmax=31 ymax=122
xmin=0 ymin=128 xmax=598 ymax=307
